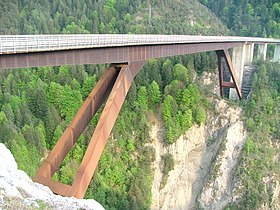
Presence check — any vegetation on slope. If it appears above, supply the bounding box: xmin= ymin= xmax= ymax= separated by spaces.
xmin=200 ymin=1 xmax=280 ymax=208
xmin=1 ymin=0 xmax=228 ymax=35
xmin=200 ymin=0 xmax=280 ymax=38
xmin=226 ymin=62 xmax=280 ymax=209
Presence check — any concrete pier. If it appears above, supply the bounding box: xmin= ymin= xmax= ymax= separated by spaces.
xmin=229 ymin=44 xmax=245 ymax=99
xmin=244 ymin=43 xmax=254 ymax=65
xmin=229 ymin=43 xmax=255 ymax=99
xmin=257 ymin=44 xmax=267 ymax=61
xmin=274 ymin=44 xmax=280 ymax=62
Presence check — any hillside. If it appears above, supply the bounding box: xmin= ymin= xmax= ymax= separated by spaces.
xmin=200 ymin=0 xmax=280 ymax=38
xmin=0 ymin=0 xmax=228 ymax=35
xmin=0 ymin=1 xmax=279 ymax=210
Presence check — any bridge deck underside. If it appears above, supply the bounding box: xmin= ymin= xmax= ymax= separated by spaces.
xmin=0 ymin=42 xmax=241 ymax=69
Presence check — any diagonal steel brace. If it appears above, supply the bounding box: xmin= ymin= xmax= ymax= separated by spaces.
xmin=216 ymin=50 xmax=242 ymax=100
xmin=33 ymin=60 xmax=146 ymax=198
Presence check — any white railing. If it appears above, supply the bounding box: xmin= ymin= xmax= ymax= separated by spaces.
xmin=0 ymin=34 xmax=279 ymax=54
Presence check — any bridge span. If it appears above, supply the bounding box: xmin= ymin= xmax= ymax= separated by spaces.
xmin=0 ymin=34 xmax=279 ymax=54
xmin=0 ymin=34 xmax=280 ymax=198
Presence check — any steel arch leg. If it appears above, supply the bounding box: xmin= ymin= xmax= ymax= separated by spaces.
xmin=216 ymin=50 xmax=242 ymax=100
xmin=33 ymin=60 xmax=146 ymax=198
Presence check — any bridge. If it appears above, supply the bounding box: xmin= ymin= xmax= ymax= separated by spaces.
xmin=0 ymin=34 xmax=280 ymax=199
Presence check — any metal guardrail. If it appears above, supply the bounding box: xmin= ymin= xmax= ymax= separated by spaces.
xmin=0 ymin=34 xmax=279 ymax=54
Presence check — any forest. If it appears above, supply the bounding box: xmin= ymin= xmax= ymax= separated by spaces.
xmin=228 ymin=62 xmax=280 ymax=209
xmin=0 ymin=0 xmax=279 ymax=209
xmin=200 ymin=0 xmax=280 ymax=38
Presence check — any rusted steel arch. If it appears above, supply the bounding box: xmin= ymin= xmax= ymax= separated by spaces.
xmin=33 ymin=60 xmax=146 ymax=198
xmin=25 ymin=44 xmax=241 ymax=199
xmin=34 ymin=49 xmax=242 ymax=199
xmin=216 ymin=50 xmax=242 ymax=100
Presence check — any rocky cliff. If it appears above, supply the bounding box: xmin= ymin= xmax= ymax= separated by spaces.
xmin=150 ymin=73 xmax=247 ymax=210
xmin=0 ymin=143 xmax=104 ymax=210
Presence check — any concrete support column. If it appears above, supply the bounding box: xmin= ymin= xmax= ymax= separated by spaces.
xmin=229 ymin=44 xmax=245 ymax=99
xmin=273 ymin=44 xmax=280 ymax=62
xmin=244 ymin=43 xmax=254 ymax=65
xmin=230 ymin=43 xmax=255 ymax=99
xmin=257 ymin=44 xmax=267 ymax=61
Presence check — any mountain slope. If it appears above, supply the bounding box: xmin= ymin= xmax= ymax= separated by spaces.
xmin=200 ymin=0 xmax=280 ymax=38
xmin=0 ymin=0 xmax=228 ymax=35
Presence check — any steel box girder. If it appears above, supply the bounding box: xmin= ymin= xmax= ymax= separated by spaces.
xmin=0 ymin=42 xmax=241 ymax=69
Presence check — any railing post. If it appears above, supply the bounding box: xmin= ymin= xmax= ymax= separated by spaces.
xmin=13 ymin=36 xmax=16 ymax=53
xmin=58 ymin=35 xmax=61 ymax=49
xmin=26 ymin=36 xmax=29 ymax=52
xmin=37 ymin=36 xmax=40 ymax=51
xmin=0 ymin=37 xmax=2 ymax=54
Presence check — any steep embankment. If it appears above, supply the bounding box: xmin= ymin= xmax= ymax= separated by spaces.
xmin=0 ymin=143 xmax=104 ymax=210
xmin=131 ymin=0 xmax=229 ymax=35
xmin=150 ymin=73 xmax=247 ymax=210
xmin=150 ymin=61 xmax=280 ymax=210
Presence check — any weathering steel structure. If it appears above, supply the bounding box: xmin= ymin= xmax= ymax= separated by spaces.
xmin=0 ymin=34 xmax=279 ymax=198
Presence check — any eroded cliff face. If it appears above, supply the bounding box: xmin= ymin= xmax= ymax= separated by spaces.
xmin=150 ymin=73 xmax=247 ymax=210
xmin=197 ymin=119 xmax=246 ymax=209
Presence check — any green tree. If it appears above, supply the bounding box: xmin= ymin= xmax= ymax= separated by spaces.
xmin=161 ymin=59 xmax=173 ymax=88
xmin=51 ymin=125 xmax=63 ymax=149
xmin=162 ymin=95 xmax=174 ymax=123
xmin=82 ymin=75 xmax=97 ymax=98
xmin=195 ymin=107 xmax=206 ymax=125
xmin=136 ymin=86 xmax=148 ymax=110
xmin=57 ymin=66 xmax=72 ymax=85
xmin=173 ymin=64 xmax=189 ymax=85
xmin=31 ymin=84 xmax=48 ymax=119
xmin=2 ymin=103 xmax=14 ymax=122
xmin=0 ymin=111 xmax=7 ymax=124
xmin=45 ymin=106 xmax=61 ymax=148
xmin=181 ymin=84 xmax=201 ymax=110
xmin=182 ymin=109 xmax=193 ymax=129
xmin=149 ymin=80 xmax=161 ymax=107
xmin=60 ymin=159 xmax=79 ymax=185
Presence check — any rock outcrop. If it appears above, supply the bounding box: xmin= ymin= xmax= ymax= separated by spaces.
xmin=150 ymin=72 xmax=247 ymax=210
xmin=0 ymin=143 xmax=104 ymax=210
